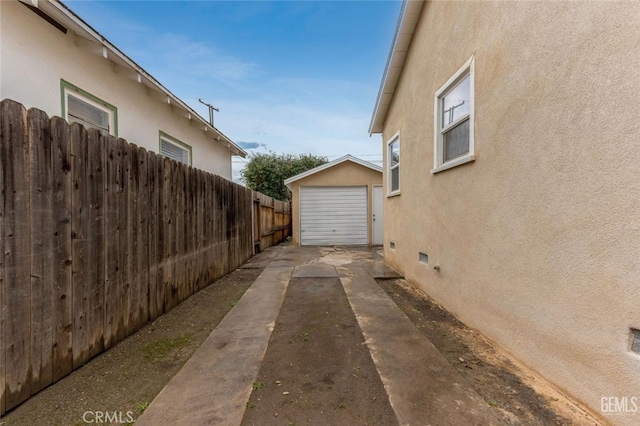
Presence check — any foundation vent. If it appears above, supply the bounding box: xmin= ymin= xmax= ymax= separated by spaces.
xmin=419 ymin=252 xmax=428 ymax=264
xmin=390 ymin=242 xmax=396 ymax=250
xmin=631 ymin=329 xmax=640 ymax=354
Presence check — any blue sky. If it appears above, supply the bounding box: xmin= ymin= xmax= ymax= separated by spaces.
xmin=66 ymin=0 xmax=401 ymax=181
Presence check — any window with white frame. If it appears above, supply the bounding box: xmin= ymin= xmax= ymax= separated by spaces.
xmin=387 ymin=133 xmax=400 ymax=195
xmin=433 ymin=57 xmax=475 ymax=173
xmin=62 ymin=81 xmax=116 ymax=136
xmin=160 ymin=132 xmax=191 ymax=165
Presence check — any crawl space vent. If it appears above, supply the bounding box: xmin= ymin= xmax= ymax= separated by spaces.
xmin=631 ymin=329 xmax=640 ymax=354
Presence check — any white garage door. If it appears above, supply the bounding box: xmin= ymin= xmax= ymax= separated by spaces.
xmin=300 ymin=186 xmax=368 ymax=246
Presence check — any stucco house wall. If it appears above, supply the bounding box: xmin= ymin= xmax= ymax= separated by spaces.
xmin=375 ymin=1 xmax=640 ymax=423
xmin=0 ymin=0 xmax=241 ymax=179
xmin=288 ymin=160 xmax=382 ymax=246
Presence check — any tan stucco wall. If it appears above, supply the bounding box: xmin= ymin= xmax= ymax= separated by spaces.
xmin=380 ymin=1 xmax=640 ymax=423
xmin=289 ymin=161 xmax=382 ymax=246
xmin=0 ymin=1 xmax=232 ymax=179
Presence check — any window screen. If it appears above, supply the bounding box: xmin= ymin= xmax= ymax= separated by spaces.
xmin=161 ymin=138 xmax=190 ymax=165
xmin=67 ymin=94 xmax=110 ymax=134
xmin=443 ymin=119 xmax=470 ymax=161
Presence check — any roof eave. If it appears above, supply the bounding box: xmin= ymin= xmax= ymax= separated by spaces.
xmin=369 ymin=0 xmax=425 ymax=135
xmin=284 ymin=154 xmax=383 ymax=189
xmin=35 ymin=0 xmax=246 ymax=157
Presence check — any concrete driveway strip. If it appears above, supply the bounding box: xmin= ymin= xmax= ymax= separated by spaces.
xmin=340 ymin=266 xmax=501 ymax=426
xmin=137 ymin=253 xmax=294 ymax=426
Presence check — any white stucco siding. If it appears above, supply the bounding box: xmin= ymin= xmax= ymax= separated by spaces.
xmin=0 ymin=1 xmax=231 ymax=179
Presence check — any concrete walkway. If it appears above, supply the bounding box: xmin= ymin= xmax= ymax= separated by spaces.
xmin=137 ymin=246 xmax=500 ymax=426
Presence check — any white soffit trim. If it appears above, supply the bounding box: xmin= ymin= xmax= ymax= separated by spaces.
xmin=31 ymin=0 xmax=247 ymax=158
xmin=284 ymin=154 xmax=383 ymax=188
xmin=368 ymin=0 xmax=425 ymax=135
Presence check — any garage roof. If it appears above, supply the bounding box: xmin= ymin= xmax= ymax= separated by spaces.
xmin=369 ymin=0 xmax=425 ymax=135
xmin=284 ymin=154 xmax=382 ymax=188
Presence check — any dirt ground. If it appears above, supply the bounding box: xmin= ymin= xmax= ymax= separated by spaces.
xmin=2 ymin=246 xmax=606 ymax=426
xmin=242 ymin=277 xmax=397 ymax=426
xmin=377 ymin=277 xmax=604 ymax=426
xmin=1 ymin=265 xmax=262 ymax=426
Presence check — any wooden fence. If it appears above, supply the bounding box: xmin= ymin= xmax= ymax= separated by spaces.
xmin=0 ymin=99 xmax=290 ymax=415
xmin=253 ymin=192 xmax=292 ymax=252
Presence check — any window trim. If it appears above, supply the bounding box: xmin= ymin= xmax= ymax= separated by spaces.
xmin=159 ymin=131 xmax=192 ymax=166
xmin=386 ymin=131 xmax=401 ymax=197
xmin=431 ymin=56 xmax=475 ymax=174
xmin=60 ymin=79 xmax=118 ymax=136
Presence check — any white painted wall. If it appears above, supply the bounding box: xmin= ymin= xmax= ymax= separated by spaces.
xmin=0 ymin=1 xmax=232 ymax=179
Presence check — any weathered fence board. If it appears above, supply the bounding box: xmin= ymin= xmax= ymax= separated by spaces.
xmin=138 ymin=148 xmax=149 ymax=329
xmin=71 ymin=123 xmax=90 ymax=369
xmin=0 ymin=99 xmax=290 ymax=415
xmin=51 ymin=117 xmax=73 ymax=383
xmin=118 ymin=139 xmax=129 ymax=342
xmin=128 ymin=145 xmax=139 ymax=338
xmin=2 ymin=100 xmax=32 ymax=409
xmin=147 ymin=152 xmax=158 ymax=321
xmin=103 ymin=135 xmax=118 ymax=350
xmin=87 ymin=129 xmax=105 ymax=360
xmin=28 ymin=108 xmax=54 ymax=394
xmin=0 ymin=97 xmax=5 ymax=416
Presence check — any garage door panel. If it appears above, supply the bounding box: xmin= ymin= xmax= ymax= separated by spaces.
xmin=300 ymin=186 xmax=368 ymax=246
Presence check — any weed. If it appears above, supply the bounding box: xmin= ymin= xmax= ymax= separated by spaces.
xmin=137 ymin=402 xmax=150 ymax=413
xmin=252 ymin=382 xmax=264 ymax=391
xmin=246 ymin=402 xmax=256 ymax=409
xmin=300 ymin=332 xmax=309 ymax=342
xmin=338 ymin=403 xmax=346 ymax=409
xmin=288 ymin=421 xmax=296 ymax=426
xmin=142 ymin=336 xmax=192 ymax=361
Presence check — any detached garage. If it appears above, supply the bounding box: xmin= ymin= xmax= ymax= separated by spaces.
xmin=285 ymin=155 xmax=383 ymax=246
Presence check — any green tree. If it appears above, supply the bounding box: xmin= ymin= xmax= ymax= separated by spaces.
xmin=241 ymin=152 xmax=327 ymax=201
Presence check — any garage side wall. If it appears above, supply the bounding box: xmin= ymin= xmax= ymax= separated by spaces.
xmin=290 ymin=162 xmax=382 ymax=246
xmin=380 ymin=1 xmax=640 ymax=421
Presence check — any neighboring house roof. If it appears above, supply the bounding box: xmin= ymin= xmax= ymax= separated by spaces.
xmin=20 ymin=0 xmax=247 ymax=157
xmin=284 ymin=154 xmax=382 ymax=188
xmin=369 ymin=0 xmax=425 ymax=135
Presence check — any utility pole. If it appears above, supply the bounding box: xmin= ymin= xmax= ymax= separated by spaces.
xmin=199 ymin=99 xmax=219 ymax=127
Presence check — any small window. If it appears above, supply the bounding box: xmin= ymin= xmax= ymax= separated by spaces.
xmin=432 ymin=57 xmax=475 ymax=173
xmin=61 ymin=80 xmax=117 ymax=136
xmin=160 ymin=132 xmax=191 ymax=165
xmin=387 ymin=133 xmax=400 ymax=196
